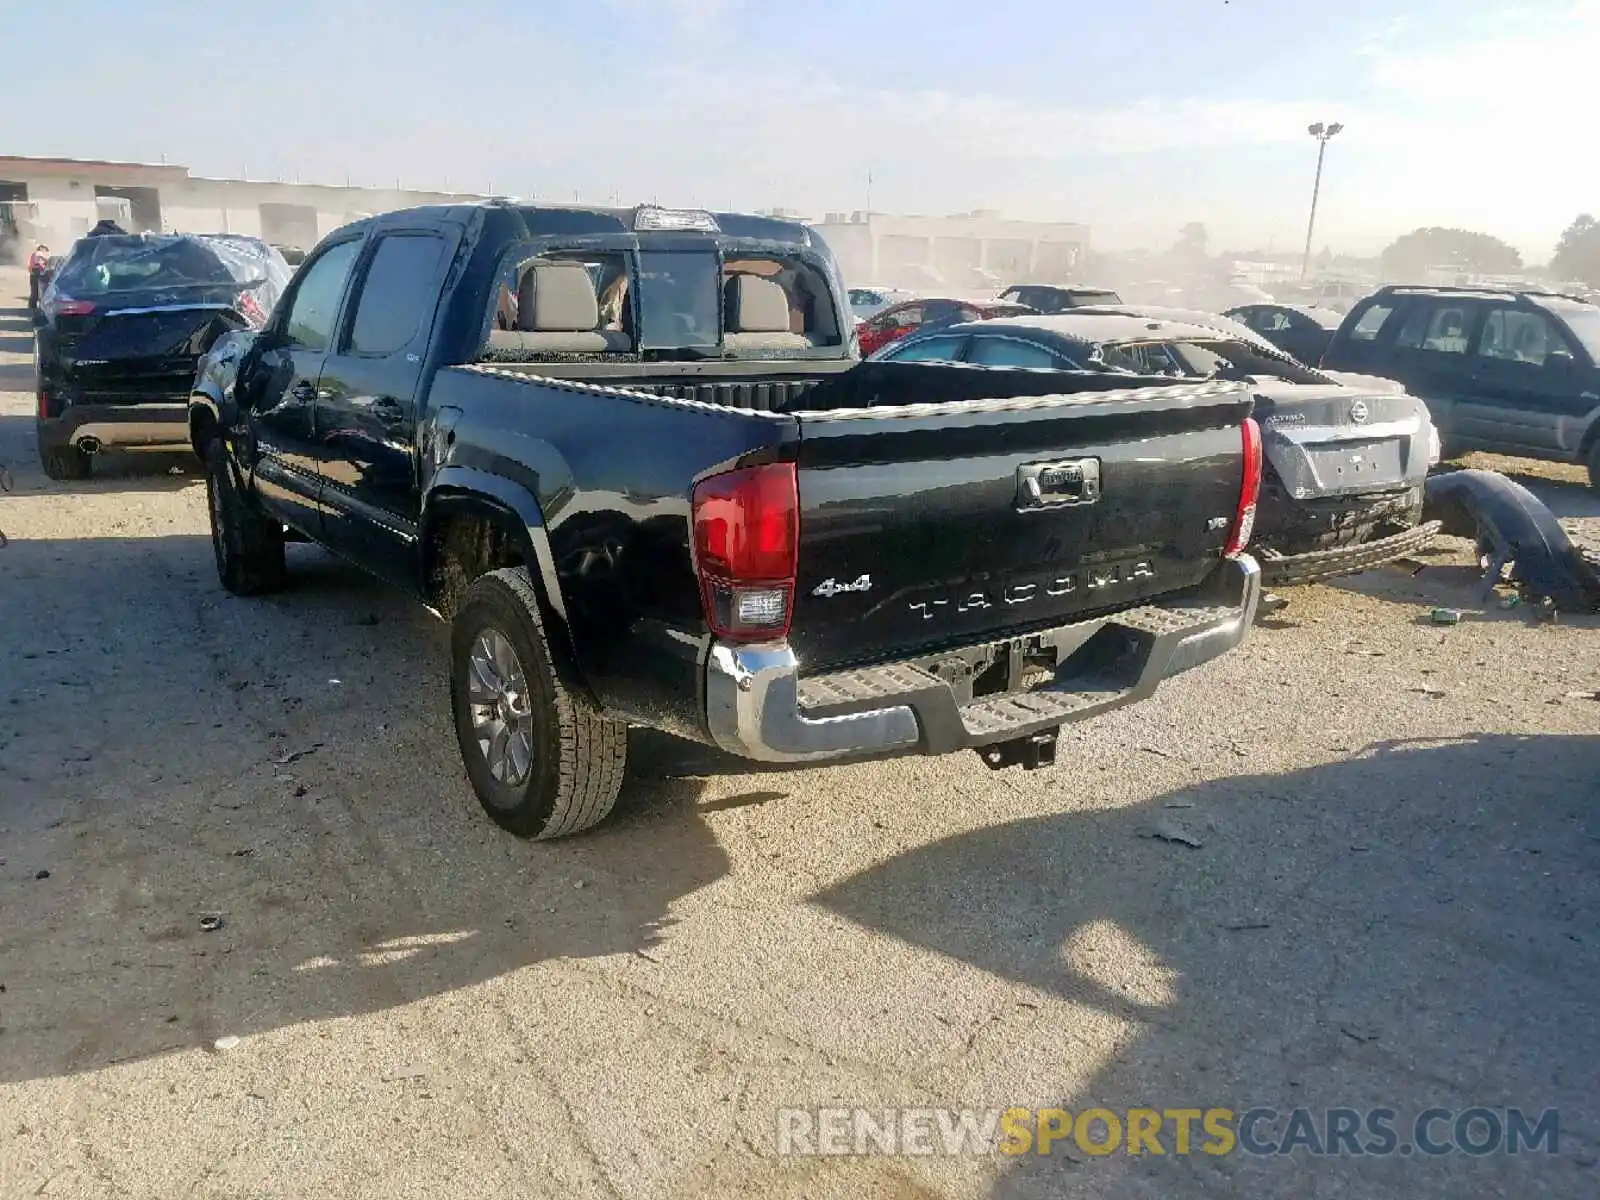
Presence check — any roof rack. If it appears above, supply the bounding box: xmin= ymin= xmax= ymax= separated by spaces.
xmin=1376 ymin=283 xmax=1593 ymax=304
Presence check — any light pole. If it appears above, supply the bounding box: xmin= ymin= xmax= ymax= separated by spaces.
xmin=1300 ymin=121 xmax=1343 ymax=279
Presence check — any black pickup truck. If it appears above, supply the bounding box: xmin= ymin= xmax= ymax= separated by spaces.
xmin=190 ymin=202 xmax=1264 ymax=838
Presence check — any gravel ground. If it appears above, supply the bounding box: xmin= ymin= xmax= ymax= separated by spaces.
xmin=1 ymin=269 xmax=1597 ymax=1199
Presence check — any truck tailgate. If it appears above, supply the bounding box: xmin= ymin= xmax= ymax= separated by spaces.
xmin=789 ymin=381 xmax=1254 ymax=670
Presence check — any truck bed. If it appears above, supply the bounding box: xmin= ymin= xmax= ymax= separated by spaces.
xmin=436 ymin=360 xmax=1256 ymax=735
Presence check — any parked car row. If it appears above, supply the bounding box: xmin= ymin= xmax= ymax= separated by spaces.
xmin=1230 ymin=286 xmax=1600 ymax=491
xmin=870 ymin=306 xmax=1442 ymax=586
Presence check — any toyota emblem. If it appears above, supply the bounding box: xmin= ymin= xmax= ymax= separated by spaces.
xmin=1350 ymin=399 xmax=1370 ymax=424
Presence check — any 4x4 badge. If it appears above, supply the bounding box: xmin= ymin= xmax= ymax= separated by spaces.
xmin=812 ymin=574 xmax=872 ymax=598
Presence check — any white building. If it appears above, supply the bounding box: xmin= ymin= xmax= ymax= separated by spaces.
xmin=0 ymin=155 xmax=494 ymax=257
xmin=812 ymin=210 xmax=1090 ymax=293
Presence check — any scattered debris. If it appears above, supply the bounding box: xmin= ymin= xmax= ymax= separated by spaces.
xmin=198 ymin=914 xmax=226 ymax=933
xmin=1145 ymin=819 xmax=1205 ymax=849
xmin=1257 ymin=592 xmax=1290 ymax=617
xmin=1139 ymin=746 xmax=1172 ymax=759
xmin=1428 ymin=608 xmax=1462 ymax=626
xmin=1563 ymin=690 xmax=1599 ymax=702
xmin=1408 ymin=685 xmax=1446 ymax=698
xmin=328 ymin=679 xmax=342 ymax=686
xmin=213 ymin=1036 xmax=241 ymax=1052
xmin=229 ymin=848 xmax=254 ymax=858
xmin=1164 ymin=799 xmax=1195 ymax=809
xmin=1498 ymin=593 xmax=1521 ymax=610
xmin=269 ymin=743 xmax=322 ymax=766
xmin=1015 ymin=999 xmax=1041 ymax=1010
xmin=382 ymin=1066 xmax=429 ymax=1082
xmin=33 ymin=870 xmax=49 ymax=881
xmin=1340 ymin=1025 xmax=1381 ymax=1044
xmin=573 ymin=880 xmax=587 ymax=890
xmin=635 ymin=948 xmax=661 ymax=963
xmin=1221 ymin=921 xmax=1272 ymax=932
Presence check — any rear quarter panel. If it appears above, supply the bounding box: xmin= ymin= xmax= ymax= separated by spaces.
xmin=423 ymin=366 xmax=800 ymax=737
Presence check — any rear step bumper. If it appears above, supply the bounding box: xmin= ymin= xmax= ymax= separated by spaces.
xmin=705 ymin=553 xmax=1261 ymax=764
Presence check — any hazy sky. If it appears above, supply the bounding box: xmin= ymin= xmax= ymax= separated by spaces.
xmin=9 ymin=0 xmax=1594 ymax=259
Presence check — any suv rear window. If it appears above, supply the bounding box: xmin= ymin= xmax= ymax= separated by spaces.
xmin=54 ymin=235 xmax=277 ymax=296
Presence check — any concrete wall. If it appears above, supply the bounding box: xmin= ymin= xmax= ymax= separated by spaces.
xmin=2 ymin=161 xmax=487 ymax=254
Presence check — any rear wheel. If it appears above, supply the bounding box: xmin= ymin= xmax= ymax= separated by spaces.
xmin=38 ymin=435 xmax=91 ymax=481
xmin=205 ymin=441 xmax=286 ymax=595
xmin=450 ymin=567 xmax=627 ymax=839
xmin=1587 ymin=439 xmax=1600 ymax=494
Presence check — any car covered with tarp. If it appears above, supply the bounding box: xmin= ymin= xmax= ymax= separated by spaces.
xmin=34 ymin=233 xmax=291 ymax=479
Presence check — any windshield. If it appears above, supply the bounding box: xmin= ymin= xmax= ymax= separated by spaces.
xmin=1546 ymin=301 xmax=1600 ymax=359
xmin=1101 ymin=337 xmax=1328 ymax=384
xmin=635 ymin=250 xmax=721 ymax=350
xmin=53 ymin=234 xmax=282 ymax=297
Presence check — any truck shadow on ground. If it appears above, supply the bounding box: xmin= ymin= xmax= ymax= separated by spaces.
xmin=0 ymin=536 xmax=732 ymax=1085
xmin=815 ymin=732 xmax=1600 ymax=1197
xmin=0 ymin=412 xmax=204 ymax=493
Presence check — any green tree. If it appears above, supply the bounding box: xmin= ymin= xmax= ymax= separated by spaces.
xmin=1379 ymin=227 xmax=1523 ymax=281
xmin=1550 ymin=214 xmax=1600 ymax=286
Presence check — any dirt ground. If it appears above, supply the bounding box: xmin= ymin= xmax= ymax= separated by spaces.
xmin=1 ymin=269 xmax=1597 ymax=1199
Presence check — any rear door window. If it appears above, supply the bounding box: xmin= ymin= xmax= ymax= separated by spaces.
xmin=346 ymin=234 xmax=448 ymax=356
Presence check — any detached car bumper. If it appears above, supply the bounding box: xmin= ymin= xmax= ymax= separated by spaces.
xmin=1257 ymin=520 xmax=1441 ymax=588
xmin=37 ymin=404 xmax=191 ymax=454
xmin=705 ymin=553 xmax=1261 ymax=764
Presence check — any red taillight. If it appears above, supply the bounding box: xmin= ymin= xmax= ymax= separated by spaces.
xmin=1224 ymin=417 xmax=1263 ymax=557
xmin=37 ymin=388 xmax=51 ymax=420
xmin=52 ymin=297 xmax=95 ymax=317
xmin=691 ymin=462 xmax=799 ymax=642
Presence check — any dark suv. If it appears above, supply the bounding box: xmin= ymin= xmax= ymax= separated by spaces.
xmin=999 ymin=285 xmax=1123 ymax=313
xmin=1321 ymin=285 xmax=1600 ymax=490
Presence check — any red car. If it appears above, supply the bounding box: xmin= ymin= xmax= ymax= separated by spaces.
xmin=856 ymin=297 xmax=1034 ymax=358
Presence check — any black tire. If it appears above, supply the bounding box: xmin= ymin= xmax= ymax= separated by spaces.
xmin=1587 ymin=439 xmax=1600 ymax=495
xmin=38 ymin=436 xmax=91 ymax=481
xmin=205 ymin=441 xmax=286 ymax=595
xmin=450 ymin=567 xmax=627 ymax=839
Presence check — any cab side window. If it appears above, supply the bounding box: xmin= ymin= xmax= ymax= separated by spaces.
xmin=282 ymin=240 xmax=362 ymax=351
xmin=346 ymin=234 xmax=448 ymax=356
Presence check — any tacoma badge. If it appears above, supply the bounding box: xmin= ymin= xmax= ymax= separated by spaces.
xmin=1350 ymin=399 xmax=1370 ymax=424
xmin=812 ymin=574 xmax=872 ymax=598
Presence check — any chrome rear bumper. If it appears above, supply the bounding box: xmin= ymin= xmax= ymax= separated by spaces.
xmin=705 ymin=554 xmax=1261 ymax=764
